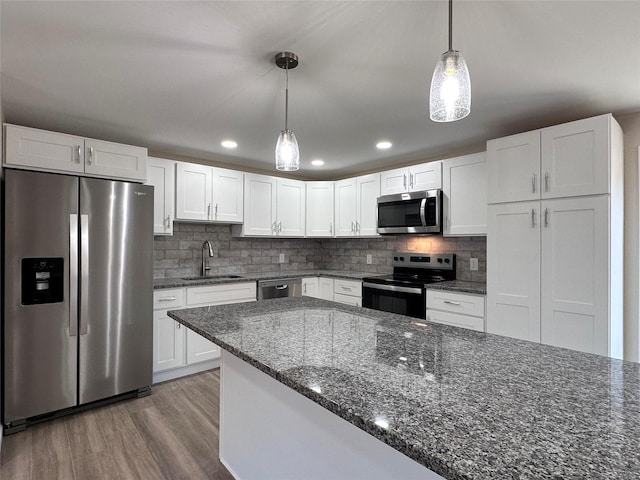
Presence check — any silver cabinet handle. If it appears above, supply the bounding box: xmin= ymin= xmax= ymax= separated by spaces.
xmin=531 ymin=208 xmax=536 ymax=228
xmin=329 ymin=221 xmax=333 ymax=235
xmin=355 ymin=221 xmax=360 ymax=233
xmin=272 ymin=221 xmax=277 ymax=233
xmin=275 ymin=285 xmax=288 ymax=290
xmin=158 ymin=297 xmax=177 ymax=302
xmin=303 ymin=284 xmax=307 ymax=294
xmin=443 ymin=300 xmax=461 ymax=305
xmin=403 ymin=174 xmax=407 ymax=189
xmin=207 ymin=203 xmax=211 ymax=219
xmin=87 ymin=147 xmax=94 ymax=165
xmin=76 ymin=145 xmax=82 ymax=164
xmin=177 ymin=323 xmax=181 ymax=329
xmin=351 ymin=221 xmax=355 ymax=233
xmin=214 ymin=203 xmax=218 ymax=220
xmin=80 ymin=214 xmax=89 ymax=335
xmin=445 ymin=216 xmax=449 ymax=230
xmin=278 ymin=221 xmax=282 ymax=233
xmin=69 ymin=214 xmax=78 ymax=337
xmin=544 ymin=207 xmax=549 ymax=227
xmin=410 ymin=173 xmax=414 ymax=189
xmin=532 ymin=173 xmax=537 ymax=193
xmin=544 ymin=172 xmax=549 ymax=192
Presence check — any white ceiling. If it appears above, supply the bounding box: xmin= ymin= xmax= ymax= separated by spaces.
xmin=2 ymin=1 xmax=639 ymax=180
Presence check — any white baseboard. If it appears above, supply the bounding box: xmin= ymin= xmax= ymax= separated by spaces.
xmin=152 ymin=359 xmax=220 ymax=384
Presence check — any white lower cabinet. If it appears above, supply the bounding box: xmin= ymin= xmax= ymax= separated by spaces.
xmin=426 ymin=290 xmax=486 ymax=332
xmin=333 ymin=279 xmax=362 ymax=306
xmin=153 ymin=282 xmax=257 ymax=383
xmin=302 ymin=277 xmax=335 ymax=301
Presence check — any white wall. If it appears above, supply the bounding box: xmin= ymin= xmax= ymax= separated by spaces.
xmin=618 ymin=112 xmax=640 ymax=362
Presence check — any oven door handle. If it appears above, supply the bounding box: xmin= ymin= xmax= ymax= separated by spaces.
xmin=363 ymin=282 xmax=423 ymax=295
xmin=419 ymin=198 xmax=427 ymax=226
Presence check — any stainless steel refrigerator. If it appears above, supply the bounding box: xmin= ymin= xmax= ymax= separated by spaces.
xmin=3 ymin=169 xmax=153 ymax=432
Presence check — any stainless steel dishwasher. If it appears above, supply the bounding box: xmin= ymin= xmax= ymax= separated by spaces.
xmin=257 ymin=278 xmax=302 ymax=300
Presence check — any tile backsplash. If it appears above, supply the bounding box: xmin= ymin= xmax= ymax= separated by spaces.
xmin=153 ymin=222 xmax=486 ymax=282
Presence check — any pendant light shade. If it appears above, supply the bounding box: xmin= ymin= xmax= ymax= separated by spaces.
xmin=275 ymin=129 xmax=300 ymax=171
xmin=429 ymin=0 xmax=471 ymax=122
xmin=275 ymin=51 xmax=300 ymax=171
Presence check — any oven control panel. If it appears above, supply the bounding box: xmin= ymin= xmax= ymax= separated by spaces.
xmin=392 ymin=252 xmax=455 ymax=270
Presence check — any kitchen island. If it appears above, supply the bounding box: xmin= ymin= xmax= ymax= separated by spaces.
xmin=168 ymin=297 xmax=640 ymax=480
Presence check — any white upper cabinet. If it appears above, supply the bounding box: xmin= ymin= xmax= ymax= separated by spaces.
xmin=540 ymin=115 xmax=612 ymax=199
xmin=380 ymin=161 xmax=442 ymax=196
xmin=146 ymin=157 xmax=176 ymax=235
xmin=4 ymin=124 xmax=147 ymax=182
xmin=334 ymin=178 xmax=357 ymax=237
xmin=237 ymin=173 xmax=305 ymax=237
xmin=442 ymin=152 xmax=487 ymax=236
xmin=175 ymin=162 xmax=213 ymax=221
xmin=212 ymin=167 xmax=244 ymax=223
xmin=487 ymin=114 xmax=617 ymax=204
xmin=276 ymin=178 xmax=306 ymax=237
xmin=306 ymin=182 xmax=335 ymax=237
xmin=242 ymin=173 xmax=277 ymax=236
xmin=175 ymin=163 xmax=243 ymax=223
xmin=335 ymin=174 xmax=380 ymax=237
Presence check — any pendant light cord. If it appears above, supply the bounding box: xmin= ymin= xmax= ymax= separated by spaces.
xmin=284 ymin=61 xmax=289 ymax=131
xmin=448 ymin=0 xmax=453 ymax=52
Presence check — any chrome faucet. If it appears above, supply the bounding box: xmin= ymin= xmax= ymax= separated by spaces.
xmin=201 ymin=240 xmax=214 ymax=277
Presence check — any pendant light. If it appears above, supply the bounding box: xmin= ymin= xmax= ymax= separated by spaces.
xmin=275 ymin=51 xmax=300 ymax=171
xmin=429 ymin=0 xmax=471 ymax=122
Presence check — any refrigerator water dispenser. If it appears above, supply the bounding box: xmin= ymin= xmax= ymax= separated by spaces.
xmin=21 ymin=257 xmax=64 ymax=305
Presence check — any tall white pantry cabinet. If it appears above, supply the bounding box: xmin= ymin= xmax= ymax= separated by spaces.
xmin=486 ymin=114 xmax=623 ymax=358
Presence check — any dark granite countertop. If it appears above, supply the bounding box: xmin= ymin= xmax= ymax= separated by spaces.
xmin=427 ymin=280 xmax=486 ymax=295
xmin=168 ymin=296 xmax=640 ymax=480
xmin=153 ymin=270 xmax=373 ymax=289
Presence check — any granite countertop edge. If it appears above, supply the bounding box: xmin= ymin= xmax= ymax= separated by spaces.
xmin=155 ymin=272 xmax=487 ymax=295
xmin=167 ymin=299 xmax=467 ymax=480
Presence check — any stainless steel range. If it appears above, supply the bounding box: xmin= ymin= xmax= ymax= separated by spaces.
xmin=362 ymin=252 xmax=455 ymax=319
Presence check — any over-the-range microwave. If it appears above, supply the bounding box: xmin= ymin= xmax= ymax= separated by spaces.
xmin=376 ymin=189 xmax=442 ymax=235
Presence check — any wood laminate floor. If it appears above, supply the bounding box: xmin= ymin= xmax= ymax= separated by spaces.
xmin=0 ymin=370 xmax=234 ymax=480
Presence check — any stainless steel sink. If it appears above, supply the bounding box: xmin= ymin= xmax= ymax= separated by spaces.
xmin=180 ymin=275 xmax=243 ymax=281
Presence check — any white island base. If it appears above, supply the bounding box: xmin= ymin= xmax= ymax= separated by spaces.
xmin=219 ymin=350 xmax=444 ymax=480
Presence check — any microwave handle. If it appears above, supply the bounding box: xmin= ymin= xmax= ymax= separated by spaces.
xmin=419 ymin=198 xmax=427 ymax=226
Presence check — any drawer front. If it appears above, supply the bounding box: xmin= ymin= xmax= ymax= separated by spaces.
xmin=187 ymin=282 xmax=257 ymax=306
xmin=426 ymin=309 xmax=485 ymax=332
xmin=153 ymin=288 xmax=185 ymax=310
xmin=334 ymin=279 xmax=362 ymax=297
xmin=426 ymin=290 xmax=485 ymax=317
xmin=334 ymin=293 xmax=361 ymax=307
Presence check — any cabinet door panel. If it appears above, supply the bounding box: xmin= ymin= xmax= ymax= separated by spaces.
xmin=541 ymin=115 xmax=610 ymax=198
xmin=153 ymin=310 xmax=185 ymax=372
xmin=277 ymin=178 xmax=306 ymax=237
xmin=319 ymin=277 xmax=335 ymax=301
xmin=186 ymin=329 xmax=220 ymax=364
xmin=306 ymin=182 xmax=334 ymax=237
xmin=487 ymin=202 xmax=541 ymax=342
xmin=335 ymin=178 xmax=357 ymax=237
xmin=302 ymin=277 xmax=319 ymax=298
xmin=487 ymin=131 xmax=540 ymax=204
xmin=410 ymin=161 xmax=442 ymax=191
xmin=442 ymin=153 xmax=487 ymax=236
xmin=380 ymin=167 xmax=409 ymax=195
xmin=84 ymin=139 xmax=147 ymax=181
xmin=147 ymin=157 xmax=176 ymax=235
xmin=213 ymin=167 xmax=243 ymax=223
xmin=243 ymin=173 xmax=277 ymax=236
xmin=356 ymin=174 xmax=380 ymax=236
xmin=540 ymin=196 xmax=609 ymax=356
xmin=176 ymin=162 xmax=213 ymax=220
xmin=4 ymin=124 xmax=85 ymax=173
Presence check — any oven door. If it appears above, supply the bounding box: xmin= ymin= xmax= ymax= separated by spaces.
xmin=362 ymin=282 xmax=426 ymax=319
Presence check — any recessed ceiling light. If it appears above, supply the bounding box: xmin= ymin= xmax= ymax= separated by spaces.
xmin=376 ymin=141 xmax=392 ymax=150
xmin=221 ymin=140 xmax=238 ymax=149
xmin=311 ymin=159 xmax=324 ymax=166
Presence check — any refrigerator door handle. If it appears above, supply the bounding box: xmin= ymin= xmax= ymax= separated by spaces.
xmin=80 ymin=214 xmax=90 ymax=335
xmin=69 ymin=214 xmax=79 ymax=337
